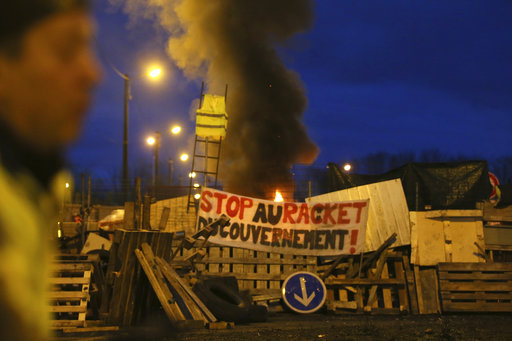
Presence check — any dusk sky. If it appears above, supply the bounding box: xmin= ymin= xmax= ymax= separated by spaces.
xmin=68 ymin=0 xmax=512 ymax=182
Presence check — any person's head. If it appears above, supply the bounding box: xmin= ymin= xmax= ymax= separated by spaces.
xmin=0 ymin=0 xmax=101 ymax=153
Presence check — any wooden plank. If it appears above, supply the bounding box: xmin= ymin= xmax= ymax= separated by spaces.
xmin=442 ymin=302 xmax=512 ymax=312
xmin=61 ymin=326 xmax=120 ymax=334
xmin=50 ymin=277 xmax=91 ymax=285
xmin=256 ymin=251 xmax=268 ymax=290
xmin=411 ymin=212 xmax=447 ymax=265
xmin=174 ymin=256 xmax=316 ymax=266
xmin=121 ymin=231 xmax=149 ymax=326
xmin=52 ymin=320 xmax=86 ymax=328
xmin=394 ymin=258 xmax=408 ymax=312
xmin=117 ymin=231 xmax=147 ymax=326
xmin=416 ymin=267 xmax=440 ymax=314
xmin=158 ymin=207 xmax=171 ymax=230
xmin=100 ymin=229 xmax=123 ymax=319
xmin=49 ymin=291 xmax=89 ymax=300
xmin=438 ymin=272 xmax=512 ymax=280
xmin=365 ymin=250 xmax=389 ymax=310
xmin=381 ymin=263 xmax=393 ymax=309
xmin=50 ymin=306 xmax=87 ymax=313
xmin=107 ymin=230 xmax=135 ymax=324
xmin=79 ymin=269 xmax=91 ymax=321
xmin=414 ymin=265 xmax=424 ymax=314
xmin=208 ymin=247 xmax=220 ymax=273
xmin=402 ymin=255 xmax=418 ymax=314
xmin=484 ymin=244 xmax=512 ymax=251
xmin=325 ymin=278 xmax=405 ymax=285
xmin=269 ymin=252 xmax=281 ymax=290
xmin=232 ymin=248 xmax=245 ymax=289
xmin=157 ymin=258 xmax=216 ymax=322
xmin=135 ymin=248 xmax=185 ymax=322
xmin=425 ymin=210 xmax=483 ymax=218
xmin=438 ymin=262 xmax=512 ymax=272
xmin=450 ymin=218 xmax=485 ymax=263
xmin=440 ymin=292 xmax=512 ymax=300
xmin=154 ymin=257 xmax=208 ymax=322
xmin=438 ymin=280 xmax=512 ymax=292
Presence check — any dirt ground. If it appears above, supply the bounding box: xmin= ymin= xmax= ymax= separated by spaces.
xmin=58 ymin=312 xmax=512 ymax=341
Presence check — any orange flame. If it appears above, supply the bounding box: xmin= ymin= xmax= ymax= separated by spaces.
xmin=274 ymin=190 xmax=284 ymax=202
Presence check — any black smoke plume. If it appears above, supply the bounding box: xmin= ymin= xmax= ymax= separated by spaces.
xmin=111 ymin=0 xmax=318 ymax=199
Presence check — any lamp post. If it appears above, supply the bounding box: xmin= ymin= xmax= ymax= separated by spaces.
xmin=147 ymin=132 xmax=161 ymax=186
xmin=118 ymin=67 xmax=162 ymax=202
xmin=122 ymin=74 xmax=130 ymax=202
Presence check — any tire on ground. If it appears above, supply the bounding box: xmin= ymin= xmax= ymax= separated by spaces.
xmin=192 ymin=277 xmax=267 ymax=323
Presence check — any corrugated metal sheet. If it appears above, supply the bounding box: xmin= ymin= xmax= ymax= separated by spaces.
xmin=307 ymin=179 xmax=410 ymax=252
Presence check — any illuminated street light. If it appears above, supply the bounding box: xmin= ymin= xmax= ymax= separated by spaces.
xmin=188 ymin=172 xmax=196 ymax=178
xmin=194 ymin=193 xmax=201 ymax=200
xmin=146 ymin=136 xmax=156 ymax=145
xmin=343 ymin=163 xmax=352 ymax=172
xmin=193 ymin=183 xmax=200 ymax=188
xmin=65 ymin=182 xmax=70 ymax=189
xmin=180 ymin=153 xmax=189 ymax=162
xmin=148 ymin=68 xmax=162 ymax=78
xmin=171 ymin=125 xmax=181 ymax=135
xmin=146 ymin=132 xmax=161 ymax=186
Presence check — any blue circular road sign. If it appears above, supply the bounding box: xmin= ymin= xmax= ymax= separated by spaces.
xmin=282 ymin=271 xmax=326 ymax=313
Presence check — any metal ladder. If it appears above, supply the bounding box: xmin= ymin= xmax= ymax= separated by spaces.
xmin=187 ymin=83 xmax=227 ymax=212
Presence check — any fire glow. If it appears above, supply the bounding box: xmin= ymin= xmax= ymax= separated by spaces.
xmin=274 ymin=190 xmax=284 ymax=202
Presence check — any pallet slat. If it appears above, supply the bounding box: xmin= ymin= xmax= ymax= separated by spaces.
xmin=438 ymin=262 xmax=512 ymax=312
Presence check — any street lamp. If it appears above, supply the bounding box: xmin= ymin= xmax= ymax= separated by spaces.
xmin=119 ymin=67 xmax=162 ymax=202
xmin=343 ymin=163 xmax=352 ymax=172
xmin=147 ymin=132 xmax=161 ymax=186
xmin=180 ymin=153 xmax=189 ymax=162
xmin=171 ymin=125 xmax=181 ymax=135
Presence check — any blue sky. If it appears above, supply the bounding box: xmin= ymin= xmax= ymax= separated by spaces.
xmin=68 ymin=0 xmax=512 ymax=181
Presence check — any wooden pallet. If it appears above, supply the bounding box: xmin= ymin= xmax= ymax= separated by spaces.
xmin=100 ymin=229 xmax=175 ymax=326
xmin=174 ymin=244 xmax=316 ymax=303
xmin=438 ymin=262 xmax=512 ymax=312
xmin=322 ymin=251 xmax=411 ymax=314
xmin=50 ymin=258 xmax=93 ymax=328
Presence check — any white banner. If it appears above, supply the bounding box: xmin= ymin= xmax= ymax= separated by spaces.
xmin=196 ymin=188 xmax=369 ymax=256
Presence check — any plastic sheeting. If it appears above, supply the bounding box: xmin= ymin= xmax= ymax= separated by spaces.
xmin=328 ymin=161 xmax=492 ymax=211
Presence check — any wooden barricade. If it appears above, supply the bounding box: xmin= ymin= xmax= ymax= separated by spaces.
xmin=322 ymin=251 xmax=411 ymax=314
xmin=50 ymin=254 xmax=96 ymax=328
xmin=438 ymin=262 xmax=512 ymax=312
xmin=174 ymin=245 xmax=317 ymax=302
xmin=100 ymin=229 xmax=174 ymax=326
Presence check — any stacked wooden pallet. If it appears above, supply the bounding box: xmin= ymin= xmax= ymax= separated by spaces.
xmin=438 ymin=262 xmax=512 ymax=312
xmin=50 ymin=254 xmax=95 ymax=328
xmin=100 ymin=229 xmax=175 ymax=326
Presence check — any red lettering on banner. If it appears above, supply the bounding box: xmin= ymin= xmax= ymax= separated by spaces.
xmin=323 ymin=203 xmax=336 ymax=224
xmin=311 ymin=204 xmax=323 ymax=224
xmin=337 ymin=203 xmax=352 ymax=224
xmin=213 ymin=192 xmax=228 ymax=214
xmin=283 ymin=203 xmax=298 ymax=224
xmin=226 ymin=196 xmax=240 ymax=218
xmin=239 ymin=198 xmax=253 ymax=220
xmin=353 ymin=201 xmax=367 ymax=223
xmin=296 ymin=203 xmax=310 ymax=224
xmin=200 ymin=190 xmax=213 ymax=212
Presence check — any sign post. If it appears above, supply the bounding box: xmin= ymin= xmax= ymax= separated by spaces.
xmin=282 ymin=271 xmax=327 ymax=313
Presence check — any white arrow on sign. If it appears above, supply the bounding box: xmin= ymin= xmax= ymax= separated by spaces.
xmin=293 ymin=276 xmax=316 ymax=307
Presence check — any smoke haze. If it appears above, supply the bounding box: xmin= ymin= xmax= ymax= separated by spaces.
xmin=110 ymin=0 xmax=318 ymax=199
